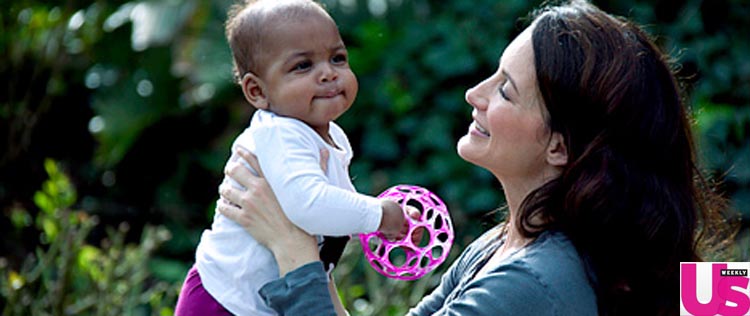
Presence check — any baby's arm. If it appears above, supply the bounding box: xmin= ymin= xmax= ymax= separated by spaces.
xmin=252 ymin=122 xmax=404 ymax=237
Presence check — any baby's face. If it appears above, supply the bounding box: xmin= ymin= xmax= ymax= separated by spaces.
xmin=258 ymin=14 xmax=357 ymax=135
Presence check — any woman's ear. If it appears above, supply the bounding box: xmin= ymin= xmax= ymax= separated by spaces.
xmin=241 ymin=72 xmax=269 ymax=110
xmin=546 ymin=132 xmax=568 ymax=167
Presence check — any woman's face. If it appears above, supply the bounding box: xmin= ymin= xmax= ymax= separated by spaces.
xmin=457 ymin=26 xmax=552 ymax=183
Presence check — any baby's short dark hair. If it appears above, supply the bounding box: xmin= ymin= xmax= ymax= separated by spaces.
xmin=225 ymin=0 xmax=331 ymax=82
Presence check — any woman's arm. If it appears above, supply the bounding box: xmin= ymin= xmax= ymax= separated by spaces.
xmin=329 ymin=275 xmax=350 ymax=316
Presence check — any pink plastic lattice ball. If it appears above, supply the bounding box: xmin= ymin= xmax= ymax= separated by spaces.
xmin=359 ymin=185 xmax=454 ymax=280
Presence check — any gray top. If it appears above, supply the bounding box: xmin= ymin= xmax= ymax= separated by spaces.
xmin=259 ymin=228 xmax=598 ymax=316
xmin=407 ymin=228 xmax=597 ymax=315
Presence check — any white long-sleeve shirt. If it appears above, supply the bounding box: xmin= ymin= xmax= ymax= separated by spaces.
xmin=195 ymin=110 xmax=383 ymax=316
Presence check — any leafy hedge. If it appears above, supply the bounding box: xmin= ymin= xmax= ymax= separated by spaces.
xmin=2 ymin=159 xmax=176 ymax=315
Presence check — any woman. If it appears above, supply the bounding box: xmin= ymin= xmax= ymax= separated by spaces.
xmin=217 ymin=0 xmax=730 ymax=315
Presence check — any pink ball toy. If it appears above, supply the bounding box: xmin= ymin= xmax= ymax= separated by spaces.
xmin=359 ymin=185 xmax=454 ymax=280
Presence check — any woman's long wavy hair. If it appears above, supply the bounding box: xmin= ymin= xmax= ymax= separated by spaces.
xmin=517 ymin=1 xmax=735 ymax=315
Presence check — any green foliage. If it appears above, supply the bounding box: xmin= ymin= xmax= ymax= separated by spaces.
xmin=0 ymin=159 xmax=179 ymax=316
xmin=696 ymin=103 xmax=750 ymax=221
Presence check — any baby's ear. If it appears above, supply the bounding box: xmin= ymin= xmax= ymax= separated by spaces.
xmin=241 ymin=72 xmax=269 ymax=110
xmin=546 ymin=131 xmax=568 ymax=167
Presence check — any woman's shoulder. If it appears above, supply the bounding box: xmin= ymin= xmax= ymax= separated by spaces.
xmin=462 ymin=228 xmax=588 ymax=279
xmin=524 ymin=231 xmax=584 ymax=265
xmin=514 ymin=231 xmax=591 ymax=283
xmin=453 ymin=229 xmax=597 ymax=316
xmin=505 ymin=230 xmax=598 ymax=314
xmin=461 ymin=226 xmax=505 ymax=261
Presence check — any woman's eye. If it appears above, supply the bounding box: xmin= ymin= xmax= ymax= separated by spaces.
xmin=331 ymin=53 xmax=347 ymax=64
xmin=499 ymin=82 xmax=511 ymax=101
xmin=292 ymin=61 xmax=312 ymax=71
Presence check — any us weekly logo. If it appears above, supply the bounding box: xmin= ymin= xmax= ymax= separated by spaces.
xmin=680 ymin=262 xmax=750 ymax=316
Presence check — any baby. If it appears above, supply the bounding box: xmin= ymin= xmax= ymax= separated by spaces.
xmin=174 ymin=0 xmax=407 ymax=315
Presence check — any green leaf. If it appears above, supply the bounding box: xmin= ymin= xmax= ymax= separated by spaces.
xmin=40 ymin=217 xmax=59 ymax=241
xmin=33 ymin=191 xmax=54 ymax=215
xmin=694 ymin=102 xmax=734 ymax=135
xmin=78 ymin=245 xmax=104 ymax=282
xmin=10 ymin=208 xmax=32 ymax=228
xmin=160 ymin=307 xmax=175 ymax=316
xmin=43 ymin=158 xmax=58 ymax=177
xmin=43 ymin=180 xmax=59 ymax=201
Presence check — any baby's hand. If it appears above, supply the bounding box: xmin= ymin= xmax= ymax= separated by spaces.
xmin=405 ymin=206 xmax=423 ymax=245
xmin=378 ymin=200 xmax=409 ymax=241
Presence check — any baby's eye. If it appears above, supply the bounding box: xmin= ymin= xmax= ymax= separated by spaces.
xmin=331 ymin=53 xmax=347 ymax=64
xmin=292 ymin=61 xmax=312 ymax=72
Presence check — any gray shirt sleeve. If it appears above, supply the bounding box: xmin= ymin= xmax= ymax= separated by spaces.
xmin=258 ymin=261 xmax=336 ymax=316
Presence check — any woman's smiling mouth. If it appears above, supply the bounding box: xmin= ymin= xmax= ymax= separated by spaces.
xmin=472 ymin=121 xmax=490 ymax=137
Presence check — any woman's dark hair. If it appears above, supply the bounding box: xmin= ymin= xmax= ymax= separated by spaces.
xmin=517 ymin=0 xmax=734 ymax=315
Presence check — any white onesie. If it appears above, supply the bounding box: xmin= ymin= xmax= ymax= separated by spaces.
xmin=195 ymin=109 xmax=383 ymax=315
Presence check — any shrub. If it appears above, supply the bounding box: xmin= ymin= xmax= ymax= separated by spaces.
xmin=0 ymin=159 xmax=179 ymax=316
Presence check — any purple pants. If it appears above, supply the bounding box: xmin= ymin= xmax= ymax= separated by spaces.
xmin=174 ymin=265 xmax=233 ymax=316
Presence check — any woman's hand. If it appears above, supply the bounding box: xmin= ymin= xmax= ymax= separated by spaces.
xmin=216 ymin=149 xmax=319 ymax=276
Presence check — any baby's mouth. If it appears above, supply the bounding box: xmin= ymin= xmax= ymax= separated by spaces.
xmin=316 ymin=89 xmax=343 ymax=99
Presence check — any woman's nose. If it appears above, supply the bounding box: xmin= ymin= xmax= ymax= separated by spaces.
xmin=465 ymin=82 xmax=488 ymax=110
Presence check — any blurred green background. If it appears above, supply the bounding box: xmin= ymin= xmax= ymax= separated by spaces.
xmin=1 ymin=0 xmax=748 ymax=315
